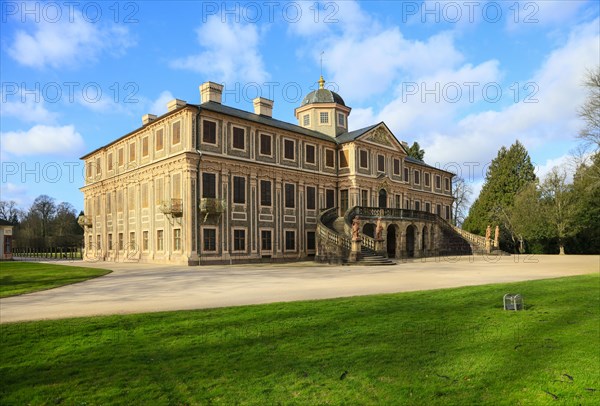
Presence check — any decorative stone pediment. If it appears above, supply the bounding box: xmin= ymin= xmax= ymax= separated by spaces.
xmin=365 ymin=126 xmax=393 ymax=147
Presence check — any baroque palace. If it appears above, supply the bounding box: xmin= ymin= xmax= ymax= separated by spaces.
xmin=80 ymin=78 xmax=474 ymax=265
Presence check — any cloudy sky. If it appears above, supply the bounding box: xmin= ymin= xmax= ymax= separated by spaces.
xmin=1 ymin=0 xmax=599 ymax=211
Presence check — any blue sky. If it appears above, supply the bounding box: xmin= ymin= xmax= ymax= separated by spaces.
xmin=1 ymin=0 xmax=599 ymax=212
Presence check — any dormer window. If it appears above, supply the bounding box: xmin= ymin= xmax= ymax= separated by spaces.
xmin=337 ymin=113 xmax=345 ymax=127
xmin=319 ymin=112 xmax=329 ymax=124
xmin=303 ymin=114 xmax=310 ymax=126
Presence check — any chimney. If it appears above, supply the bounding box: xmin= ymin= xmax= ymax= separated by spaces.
xmin=142 ymin=114 xmax=157 ymax=125
xmin=167 ymin=99 xmax=187 ymax=112
xmin=200 ymin=81 xmax=223 ymax=104
xmin=253 ymin=97 xmax=274 ymax=117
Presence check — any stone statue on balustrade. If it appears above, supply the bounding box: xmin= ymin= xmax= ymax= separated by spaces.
xmin=375 ymin=217 xmax=384 ymax=240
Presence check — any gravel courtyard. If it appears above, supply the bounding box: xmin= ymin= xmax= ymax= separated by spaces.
xmin=1 ymin=254 xmax=598 ymax=323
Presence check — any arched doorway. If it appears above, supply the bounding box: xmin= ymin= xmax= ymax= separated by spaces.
xmin=406 ymin=225 xmax=416 ymax=258
xmin=422 ymin=225 xmax=428 ymax=252
xmin=378 ymin=189 xmax=387 ymax=208
xmin=387 ymin=225 xmax=397 ymax=258
xmin=363 ymin=223 xmax=375 ymax=238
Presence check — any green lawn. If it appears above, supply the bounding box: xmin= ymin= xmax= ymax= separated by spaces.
xmin=1 ymin=274 xmax=598 ymax=405
xmin=0 ymin=262 xmax=111 ymax=298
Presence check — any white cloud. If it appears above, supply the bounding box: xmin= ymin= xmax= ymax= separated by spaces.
xmin=6 ymin=13 xmax=135 ymax=69
xmin=1 ymin=125 xmax=85 ymax=157
xmin=149 ymin=91 xmax=175 ymax=116
xmin=423 ymin=18 xmax=599 ymax=168
xmin=0 ymin=182 xmax=31 ymax=207
xmin=170 ymin=16 xmax=268 ymax=84
xmin=1 ymin=89 xmax=58 ymax=124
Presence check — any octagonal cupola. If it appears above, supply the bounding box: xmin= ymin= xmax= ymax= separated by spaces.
xmin=295 ymin=76 xmax=351 ymax=138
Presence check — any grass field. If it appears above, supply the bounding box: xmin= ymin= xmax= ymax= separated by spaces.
xmin=1 ymin=274 xmax=598 ymax=405
xmin=0 ymin=262 xmax=111 ymax=298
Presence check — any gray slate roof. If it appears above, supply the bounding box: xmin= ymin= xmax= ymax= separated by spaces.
xmin=300 ymin=89 xmax=346 ymax=106
xmin=197 ymin=102 xmax=336 ymax=143
xmin=335 ymin=123 xmax=380 ymax=143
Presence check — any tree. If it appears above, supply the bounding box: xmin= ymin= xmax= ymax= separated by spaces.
xmin=569 ymin=153 xmax=600 ymax=253
xmin=406 ymin=142 xmax=425 ymax=160
xmin=506 ymin=181 xmax=549 ymax=253
xmin=463 ymin=140 xmax=536 ymax=251
xmin=539 ymin=166 xmax=578 ymax=255
xmin=451 ymin=176 xmax=472 ymax=226
xmin=30 ymin=195 xmax=56 ymax=238
xmin=577 ymin=67 xmax=600 ymax=150
xmin=0 ymin=200 xmax=22 ymax=223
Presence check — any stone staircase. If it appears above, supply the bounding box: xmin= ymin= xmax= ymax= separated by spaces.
xmin=357 ymin=246 xmax=395 ymax=265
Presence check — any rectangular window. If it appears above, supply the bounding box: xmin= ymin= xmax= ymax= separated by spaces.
xmin=326 ymin=189 xmax=335 ymax=209
xmin=393 ymin=159 xmax=400 ymax=175
xmin=202 ymin=173 xmax=216 ymax=198
xmin=156 ymin=129 xmax=164 ymax=151
xmin=415 ymin=170 xmax=421 ymax=185
xmin=155 ymin=178 xmax=163 ymax=204
xmin=415 ymin=201 xmax=421 ymax=211
xmin=395 ymin=194 xmax=401 ymax=209
xmin=445 ymin=178 xmax=450 ymax=191
xmin=319 ymin=111 xmax=329 ymax=124
xmin=233 ymin=176 xmax=245 ymax=204
xmin=303 ymin=114 xmax=310 ymax=126
xmin=260 ymin=180 xmax=272 ymax=206
xmin=405 ymin=200 xmax=410 ymax=209
xmin=234 ymin=230 xmax=246 ymax=251
xmin=108 ymin=234 xmax=113 ymax=250
xmin=338 ymin=113 xmax=345 ymax=126
xmin=172 ymin=173 xmax=181 ymax=199
xmin=325 ymin=149 xmax=335 ymax=168
xmin=108 ymin=153 xmax=113 ymax=171
xmin=172 ymin=121 xmax=181 ymax=145
xmin=173 ymin=229 xmax=181 ymax=251
xmin=129 ymin=232 xmax=135 ymax=246
xmin=436 ymin=175 xmax=441 ymax=189
xmin=142 ymin=136 xmax=149 ymax=157
xmin=259 ymin=133 xmax=272 ymax=156
xmin=203 ymin=120 xmax=216 ymax=144
xmin=86 ymin=162 xmax=92 ymax=179
xmin=306 ymin=186 xmax=316 ymax=210
xmin=425 ymin=173 xmax=430 ymax=187
xmin=306 ymin=231 xmax=316 ymax=250
xmin=142 ymin=231 xmax=149 ymax=251
xmin=340 ymin=189 xmax=349 ymax=213
xmin=118 ymin=233 xmax=124 ymax=250
xmin=203 ymin=228 xmax=216 ymax=251
xmin=305 ymin=144 xmax=315 ymax=164
xmin=96 ymin=157 xmax=101 ymax=177
xmin=284 ymin=139 xmax=295 ymax=160
xmin=285 ymin=183 xmax=295 ymax=208
xmin=118 ymin=148 xmax=124 ymax=166
xmin=445 ymin=205 xmax=450 ymax=220
xmin=156 ymin=230 xmax=164 ymax=251
xmin=141 ymin=183 xmax=148 ymax=208
xmin=378 ymin=154 xmax=385 ymax=172
xmin=361 ymin=190 xmax=369 ymax=206
xmin=285 ymin=231 xmax=295 ymax=251
xmin=232 ymin=127 xmax=245 ymax=150
xmin=425 ymin=202 xmax=431 ymax=213
xmin=360 ymin=150 xmax=368 ymax=168
xmin=261 ymin=230 xmax=272 ymax=251
xmin=339 ymin=150 xmax=349 ymax=168
xmin=129 ymin=142 xmax=135 ymax=162
xmin=404 ymin=167 xmax=410 ymax=183
xmin=436 ymin=204 xmax=442 ymax=215
xmin=106 ymin=193 xmax=112 ymax=212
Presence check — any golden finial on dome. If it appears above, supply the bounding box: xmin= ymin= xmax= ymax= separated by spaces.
xmin=318 ymin=75 xmax=325 ymax=89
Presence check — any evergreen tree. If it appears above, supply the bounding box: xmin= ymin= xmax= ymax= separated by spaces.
xmin=406 ymin=142 xmax=425 ymax=160
xmin=569 ymin=152 xmax=600 ymax=253
xmin=463 ymin=140 xmax=536 ymax=251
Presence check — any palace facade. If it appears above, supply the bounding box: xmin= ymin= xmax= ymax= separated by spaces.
xmin=80 ymin=78 xmax=455 ymax=265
